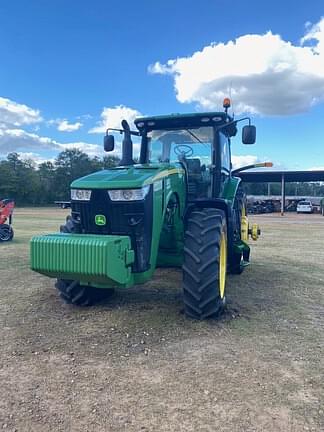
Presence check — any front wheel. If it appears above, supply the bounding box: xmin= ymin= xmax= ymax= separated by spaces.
xmin=0 ymin=224 xmax=14 ymax=242
xmin=55 ymin=279 xmax=115 ymax=306
xmin=182 ymin=209 xmax=227 ymax=320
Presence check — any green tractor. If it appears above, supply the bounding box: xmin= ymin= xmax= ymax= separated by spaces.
xmin=31 ymin=101 xmax=266 ymax=319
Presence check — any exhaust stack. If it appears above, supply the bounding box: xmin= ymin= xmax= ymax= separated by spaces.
xmin=119 ymin=120 xmax=134 ymax=166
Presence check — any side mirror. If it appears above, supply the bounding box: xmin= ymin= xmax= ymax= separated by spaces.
xmin=242 ymin=125 xmax=256 ymax=145
xmin=104 ymin=135 xmax=115 ymax=152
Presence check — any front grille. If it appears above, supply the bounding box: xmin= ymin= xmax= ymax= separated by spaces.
xmin=71 ymin=188 xmax=153 ymax=272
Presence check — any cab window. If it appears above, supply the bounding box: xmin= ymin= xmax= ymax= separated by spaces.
xmin=220 ymin=132 xmax=230 ymax=172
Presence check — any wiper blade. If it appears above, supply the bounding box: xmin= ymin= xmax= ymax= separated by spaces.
xmin=185 ymin=129 xmax=203 ymax=143
xmin=185 ymin=129 xmax=210 ymax=150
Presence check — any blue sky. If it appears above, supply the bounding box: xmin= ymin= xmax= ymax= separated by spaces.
xmin=0 ymin=0 xmax=324 ymax=169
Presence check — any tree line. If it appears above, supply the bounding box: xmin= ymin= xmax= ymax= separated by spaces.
xmin=0 ymin=150 xmax=323 ymax=205
xmin=0 ymin=150 xmax=119 ymax=205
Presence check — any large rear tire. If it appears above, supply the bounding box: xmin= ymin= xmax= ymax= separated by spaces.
xmin=0 ymin=224 xmax=14 ymax=242
xmin=182 ymin=209 xmax=227 ymax=320
xmin=55 ymin=279 xmax=114 ymax=306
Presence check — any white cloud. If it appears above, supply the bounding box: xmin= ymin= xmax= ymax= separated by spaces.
xmin=76 ymin=114 xmax=92 ymax=121
xmin=309 ymin=166 xmax=324 ymax=171
xmin=0 ymin=127 xmax=60 ymax=153
xmin=231 ymin=155 xmax=259 ymax=170
xmin=17 ymin=152 xmax=55 ymax=165
xmin=89 ymin=105 xmax=142 ymax=133
xmin=0 ymin=96 xmax=42 ymax=126
xmin=57 ymin=119 xmax=82 ymax=132
xmin=149 ymin=18 xmax=324 ymax=116
xmin=0 ymin=125 xmax=102 ymax=160
xmin=48 ymin=118 xmax=83 ymax=132
xmin=0 ymin=96 xmax=101 ymax=160
xmin=301 ymin=18 xmax=324 ymax=53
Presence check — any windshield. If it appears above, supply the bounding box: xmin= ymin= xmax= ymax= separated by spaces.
xmin=146 ymin=126 xmax=214 ymax=198
xmin=147 ymin=126 xmax=213 ymax=165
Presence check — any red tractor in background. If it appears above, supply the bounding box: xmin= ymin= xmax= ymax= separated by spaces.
xmin=0 ymin=199 xmax=15 ymax=242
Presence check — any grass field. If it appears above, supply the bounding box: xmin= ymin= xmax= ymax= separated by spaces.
xmin=1 ymin=208 xmax=324 ymax=431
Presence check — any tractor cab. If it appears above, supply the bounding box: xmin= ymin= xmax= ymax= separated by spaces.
xmin=135 ymin=113 xmax=236 ymax=201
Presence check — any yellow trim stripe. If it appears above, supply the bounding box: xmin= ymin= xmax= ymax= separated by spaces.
xmin=149 ymin=168 xmax=185 ymax=183
xmin=219 ymin=232 xmax=227 ymax=299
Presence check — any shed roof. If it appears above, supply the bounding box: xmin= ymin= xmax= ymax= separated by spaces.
xmin=238 ymin=170 xmax=324 ymax=183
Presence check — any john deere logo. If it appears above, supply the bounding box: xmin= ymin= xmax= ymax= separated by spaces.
xmin=95 ymin=215 xmax=106 ymax=226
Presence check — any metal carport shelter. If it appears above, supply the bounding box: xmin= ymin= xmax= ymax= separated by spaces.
xmin=238 ymin=170 xmax=324 ymax=215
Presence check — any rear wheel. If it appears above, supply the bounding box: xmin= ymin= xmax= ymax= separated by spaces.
xmin=55 ymin=279 xmax=114 ymax=306
xmin=183 ymin=209 xmax=227 ymax=320
xmin=230 ymin=186 xmax=246 ymax=274
xmin=0 ymin=224 xmax=14 ymax=242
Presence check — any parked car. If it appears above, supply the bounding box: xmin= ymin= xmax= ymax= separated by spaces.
xmin=297 ymin=200 xmax=313 ymax=214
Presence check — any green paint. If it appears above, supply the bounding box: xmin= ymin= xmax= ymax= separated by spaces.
xmin=71 ymin=164 xmax=178 ymax=190
xmin=31 ymin=233 xmax=134 ymax=286
xmin=222 ymin=176 xmax=241 ymax=203
xmin=135 ymin=111 xmax=227 ymax=123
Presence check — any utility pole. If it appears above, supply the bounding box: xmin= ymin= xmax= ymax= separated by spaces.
xmin=281 ymin=174 xmax=285 ymax=216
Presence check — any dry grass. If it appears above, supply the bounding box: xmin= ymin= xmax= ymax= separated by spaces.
xmin=0 ymin=208 xmax=323 ymax=431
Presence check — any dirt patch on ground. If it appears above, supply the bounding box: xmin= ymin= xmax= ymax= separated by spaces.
xmin=0 ymin=209 xmax=323 ymax=431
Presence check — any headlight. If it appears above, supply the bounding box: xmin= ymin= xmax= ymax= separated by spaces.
xmin=108 ymin=185 xmax=150 ymax=201
xmin=71 ymin=189 xmax=92 ymax=201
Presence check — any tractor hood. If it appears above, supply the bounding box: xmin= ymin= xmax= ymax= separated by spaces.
xmin=71 ymin=164 xmax=183 ymax=190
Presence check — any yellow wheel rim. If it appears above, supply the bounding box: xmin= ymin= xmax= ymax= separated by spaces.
xmin=242 ymin=204 xmax=246 ymax=218
xmin=219 ymin=231 xmax=227 ymax=299
xmin=241 ymin=204 xmax=249 ymax=242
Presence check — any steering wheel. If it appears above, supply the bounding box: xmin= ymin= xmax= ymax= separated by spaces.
xmin=174 ymin=144 xmax=194 ymax=157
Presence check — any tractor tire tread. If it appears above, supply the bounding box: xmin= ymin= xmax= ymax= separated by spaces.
xmin=182 ymin=208 xmax=227 ymax=320
xmin=55 ymin=279 xmax=115 ymax=306
xmin=0 ymin=224 xmax=14 ymax=242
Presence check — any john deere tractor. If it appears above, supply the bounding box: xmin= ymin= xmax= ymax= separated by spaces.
xmin=31 ymin=100 xmax=265 ymax=319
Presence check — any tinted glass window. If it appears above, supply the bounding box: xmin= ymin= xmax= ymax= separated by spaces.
xmin=220 ymin=133 xmax=230 ymax=171
xmin=147 ymin=127 xmax=213 ymax=165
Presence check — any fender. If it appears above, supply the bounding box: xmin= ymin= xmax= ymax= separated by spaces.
xmin=222 ymin=176 xmax=242 ymax=204
xmin=185 ymin=198 xmax=235 ymax=258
